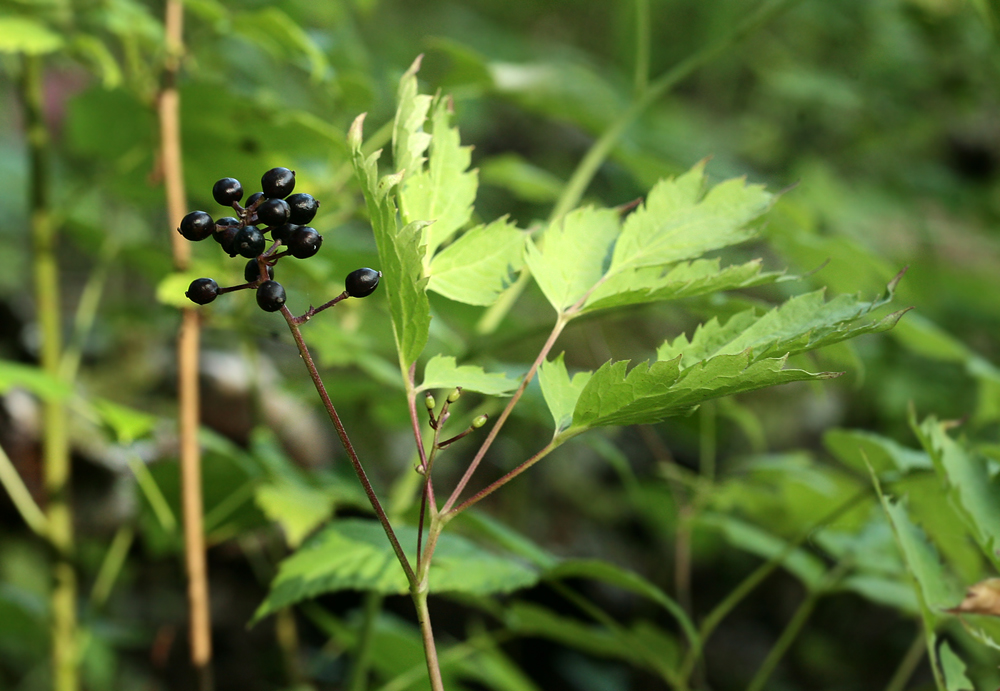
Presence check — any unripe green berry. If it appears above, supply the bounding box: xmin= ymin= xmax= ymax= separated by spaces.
xmin=447 ymin=388 xmax=462 ymax=403
xmin=424 ymin=394 xmax=436 ymax=410
xmin=472 ymin=415 xmax=488 ymax=429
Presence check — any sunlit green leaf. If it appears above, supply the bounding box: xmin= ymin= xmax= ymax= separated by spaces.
xmin=582 ymin=258 xmax=785 ymax=313
xmin=538 ymin=353 xmax=592 ymax=433
xmin=608 ymin=162 xmax=772 ymax=273
xmin=254 ymin=480 xmax=334 ymax=548
xmin=399 ymin=94 xmax=478 ymax=260
xmin=392 ymin=55 xmax=433 ymax=183
xmin=428 ymin=217 xmax=526 ymax=305
xmin=253 ymin=518 xmax=539 ymax=622
xmin=525 ymin=207 xmax=619 ymax=313
xmin=419 ymin=355 xmax=519 ymax=395
xmin=0 ymin=18 xmax=65 ymax=55
xmin=350 ymin=115 xmax=430 ymax=369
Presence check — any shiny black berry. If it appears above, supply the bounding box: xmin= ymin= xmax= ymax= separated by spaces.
xmin=232 ymin=225 xmax=265 ymax=258
xmin=256 ymin=198 xmax=290 ymax=227
xmin=214 ymin=220 xmax=240 ymax=255
xmin=186 ymin=278 xmax=219 ymax=305
xmin=244 ymin=259 xmax=274 ymax=283
xmin=271 ymin=223 xmax=299 ymax=243
xmin=178 ymin=211 xmax=215 ymax=241
xmin=256 ymin=280 xmax=286 ymax=312
xmin=344 ymin=268 xmax=381 ymax=298
xmin=261 ymin=167 xmax=295 ymax=199
xmin=286 ymin=226 xmax=322 ymax=259
xmin=285 ymin=193 xmax=320 ymax=225
xmin=212 ymin=178 xmax=243 ymax=206
xmin=246 ymin=192 xmax=265 ymax=209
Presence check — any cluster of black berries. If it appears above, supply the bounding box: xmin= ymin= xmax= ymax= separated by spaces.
xmin=178 ymin=167 xmax=380 ymax=313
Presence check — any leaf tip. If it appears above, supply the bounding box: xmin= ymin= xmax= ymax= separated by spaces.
xmin=348 ymin=113 xmax=367 ymax=149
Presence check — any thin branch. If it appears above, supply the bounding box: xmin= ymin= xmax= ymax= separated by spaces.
xmin=441 ymin=317 xmax=567 ymax=514
xmin=281 ymin=306 xmax=415 ymax=586
xmin=0 ymin=442 xmax=48 ymax=536
xmin=449 ymin=441 xmax=556 ymax=516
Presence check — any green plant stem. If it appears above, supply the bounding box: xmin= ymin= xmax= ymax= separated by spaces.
xmin=0 ymin=442 xmax=48 ymax=537
xmin=442 ymin=316 xmax=568 ymax=514
xmin=476 ymin=0 xmax=799 ymax=335
xmin=552 ymin=581 xmax=685 ymax=690
xmin=745 ymin=560 xmax=851 ymax=691
xmin=883 ymin=629 xmax=926 ymax=691
xmin=89 ymin=526 xmax=134 ymax=609
xmin=23 ymin=53 xmax=78 ymax=691
xmin=281 ymin=306 xmax=415 ymax=586
xmin=413 ymin=591 xmax=445 ymax=691
xmin=347 ymin=592 xmax=384 ymax=691
xmin=699 ymin=402 xmax=716 ymax=481
xmin=677 ymin=489 xmax=868 ymax=682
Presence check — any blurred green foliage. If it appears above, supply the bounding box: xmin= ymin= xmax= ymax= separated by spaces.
xmin=2 ymin=0 xmax=1000 ymax=689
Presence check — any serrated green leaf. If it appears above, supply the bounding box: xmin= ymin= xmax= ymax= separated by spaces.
xmin=253 ymin=518 xmax=538 ymax=622
xmin=392 ymin=55 xmax=433 ymax=181
xmin=526 ymin=207 xmax=619 ymax=313
xmin=939 ymin=641 xmax=974 ymax=691
xmin=608 ymin=162 xmax=772 ymax=273
xmin=0 ymin=18 xmax=65 ymax=55
xmin=400 ymin=94 xmax=478 ymax=260
xmin=418 ymin=355 xmax=519 ymax=395
xmin=658 ymin=273 xmax=907 ymax=367
xmin=254 ymin=480 xmax=334 ymax=548
xmin=571 ymin=353 xmax=834 ymax=430
xmin=583 ymin=258 xmax=785 ymax=313
xmin=538 ymin=353 xmax=592 ymax=433
xmin=350 ymin=114 xmax=430 ymax=369
xmin=428 ymin=217 xmax=526 ymax=305
xmin=914 ymin=417 xmax=1000 ymax=569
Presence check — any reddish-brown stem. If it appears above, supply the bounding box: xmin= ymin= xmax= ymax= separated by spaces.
xmin=441 ymin=317 xmax=567 ymax=514
xmin=280 ymin=305 xmax=415 ymax=586
xmin=449 ymin=441 xmax=556 ymax=515
xmin=290 ymin=291 xmax=350 ymax=325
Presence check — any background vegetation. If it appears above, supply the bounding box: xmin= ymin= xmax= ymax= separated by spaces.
xmin=2 ymin=0 xmax=1000 ymax=689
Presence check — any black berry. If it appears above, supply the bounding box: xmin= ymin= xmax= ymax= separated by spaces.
xmin=256 ymin=198 xmax=290 ymax=227
xmin=244 ymin=259 xmax=274 ymax=283
xmin=214 ymin=221 xmax=240 ymax=255
xmin=232 ymin=225 xmax=265 ymax=258
xmin=246 ymin=192 xmax=265 ymax=209
xmin=261 ymin=167 xmax=295 ymax=199
xmin=212 ymin=178 xmax=243 ymax=206
xmin=286 ymin=226 xmax=322 ymax=259
xmin=344 ymin=268 xmax=381 ymax=298
xmin=178 ymin=211 xmax=215 ymax=241
xmin=285 ymin=193 xmax=320 ymax=225
xmin=256 ymin=280 xmax=286 ymax=312
xmin=186 ymin=278 xmax=219 ymax=305
xmin=271 ymin=223 xmax=299 ymax=243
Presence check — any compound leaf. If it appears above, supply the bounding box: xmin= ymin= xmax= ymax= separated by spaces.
xmin=658 ymin=272 xmax=907 ymax=367
xmin=582 ymin=258 xmax=785 ymax=313
xmin=570 ymin=353 xmax=835 ymax=431
xmin=608 ymin=163 xmax=772 ymax=273
xmin=400 ymin=95 xmax=478 ymax=260
xmin=428 ymin=217 xmax=526 ymax=305
xmin=418 ymin=355 xmax=519 ymax=395
xmin=525 ymin=207 xmax=619 ymax=313
xmin=252 ymin=518 xmax=538 ymax=623
xmin=538 ymin=353 xmax=592 ymax=434
xmin=350 ymin=114 xmax=430 ymax=368
xmin=392 ymin=55 xmax=433 ymax=181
